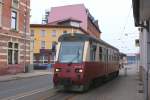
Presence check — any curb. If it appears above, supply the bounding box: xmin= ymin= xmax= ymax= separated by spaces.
xmin=0 ymin=72 xmax=52 ymax=82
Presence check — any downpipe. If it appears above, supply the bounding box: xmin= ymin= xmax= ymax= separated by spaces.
xmin=144 ymin=66 xmax=149 ymax=100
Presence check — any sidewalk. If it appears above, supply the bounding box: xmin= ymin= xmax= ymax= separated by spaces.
xmin=117 ymin=64 xmax=144 ymax=100
xmin=70 ymin=64 xmax=144 ymax=100
xmin=0 ymin=68 xmax=54 ymax=82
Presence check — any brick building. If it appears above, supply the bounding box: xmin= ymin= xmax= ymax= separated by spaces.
xmin=0 ymin=0 xmax=30 ymax=75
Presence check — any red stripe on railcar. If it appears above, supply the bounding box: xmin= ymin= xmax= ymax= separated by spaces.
xmin=53 ymin=61 xmax=119 ymax=86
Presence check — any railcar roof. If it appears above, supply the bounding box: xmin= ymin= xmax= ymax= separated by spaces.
xmin=58 ymin=33 xmax=119 ymax=51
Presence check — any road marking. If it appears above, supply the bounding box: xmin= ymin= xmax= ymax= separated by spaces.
xmin=65 ymin=94 xmax=78 ymax=100
xmin=39 ymin=91 xmax=59 ymax=100
xmin=1 ymin=87 xmax=53 ymax=100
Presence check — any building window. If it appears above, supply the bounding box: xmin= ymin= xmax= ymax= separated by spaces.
xmin=52 ymin=41 xmax=57 ymax=51
xmin=41 ymin=30 xmax=46 ymax=37
xmin=99 ymin=47 xmax=102 ymax=61
xmin=70 ymin=21 xmax=80 ymax=27
xmin=8 ymin=42 xmax=13 ymax=64
xmin=11 ymin=11 xmax=17 ymax=30
xmin=73 ymin=30 xmax=77 ymax=33
xmin=0 ymin=0 xmax=2 ymax=27
xmin=43 ymin=56 xmax=48 ymax=64
xmin=31 ymin=40 xmax=34 ymax=48
xmin=39 ymin=55 xmax=48 ymax=64
xmin=31 ymin=30 xmax=34 ymax=36
xmin=12 ymin=0 xmax=19 ymax=9
xmin=51 ymin=30 xmax=56 ymax=37
xmin=39 ymin=55 xmax=43 ymax=64
xmin=14 ymin=43 xmax=19 ymax=64
xmin=41 ymin=41 xmax=45 ymax=49
xmin=8 ymin=42 xmax=19 ymax=64
xmin=62 ymin=30 xmax=67 ymax=34
xmin=23 ymin=18 xmax=26 ymax=32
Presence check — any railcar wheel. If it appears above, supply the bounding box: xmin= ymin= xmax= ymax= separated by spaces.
xmin=115 ymin=71 xmax=119 ymax=77
xmin=82 ymin=81 xmax=90 ymax=92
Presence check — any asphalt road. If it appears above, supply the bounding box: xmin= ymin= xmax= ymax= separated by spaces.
xmin=0 ymin=64 xmax=144 ymax=100
xmin=0 ymin=74 xmax=53 ymax=100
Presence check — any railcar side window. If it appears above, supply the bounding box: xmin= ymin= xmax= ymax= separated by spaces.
xmin=102 ymin=48 xmax=105 ymax=62
xmin=108 ymin=49 xmax=111 ymax=61
xmin=103 ymin=48 xmax=107 ymax=62
xmin=90 ymin=45 xmax=97 ymax=61
xmin=99 ymin=47 xmax=102 ymax=61
xmin=106 ymin=49 xmax=108 ymax=62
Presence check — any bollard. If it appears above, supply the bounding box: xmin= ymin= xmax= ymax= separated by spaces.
xmin=47 ymin=64 xmax=52 ymax=71
xmin=124 ymin=67 xmax=127 ymax=76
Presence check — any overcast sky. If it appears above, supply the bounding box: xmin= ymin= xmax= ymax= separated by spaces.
xmin=30 ymin=0 xmax=139 ymax=54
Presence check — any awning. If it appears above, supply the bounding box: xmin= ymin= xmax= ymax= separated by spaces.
xmin=132 ymin=0 xmax=140 ymax=26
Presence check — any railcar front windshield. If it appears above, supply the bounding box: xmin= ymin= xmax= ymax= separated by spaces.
xmin=59 ymin=42 xmax=84 ymax=63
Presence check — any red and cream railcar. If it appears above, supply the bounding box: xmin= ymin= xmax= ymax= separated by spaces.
xmin=53 ymin=33 xmax=120 ymax=91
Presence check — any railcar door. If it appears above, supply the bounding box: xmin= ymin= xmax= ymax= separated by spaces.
xmin=105 ymin=49 xmax=108 ymax=75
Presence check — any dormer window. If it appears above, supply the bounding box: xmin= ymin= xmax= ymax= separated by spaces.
xmin=12 ymin=0 xmax=19 ymax=9
xmin=70 ymin=21 xmax=80 ymax=27
xmin=62 ymin=30 xmax=67 ymax=34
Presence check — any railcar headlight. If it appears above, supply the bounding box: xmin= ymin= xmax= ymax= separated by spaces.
xmin=75 ymin=68 xmax=83 ymax=73
xmin=55 ymin=68 xmax=61 ymax=72
xmin=79 ymin=69 xmax=83 ymax=73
